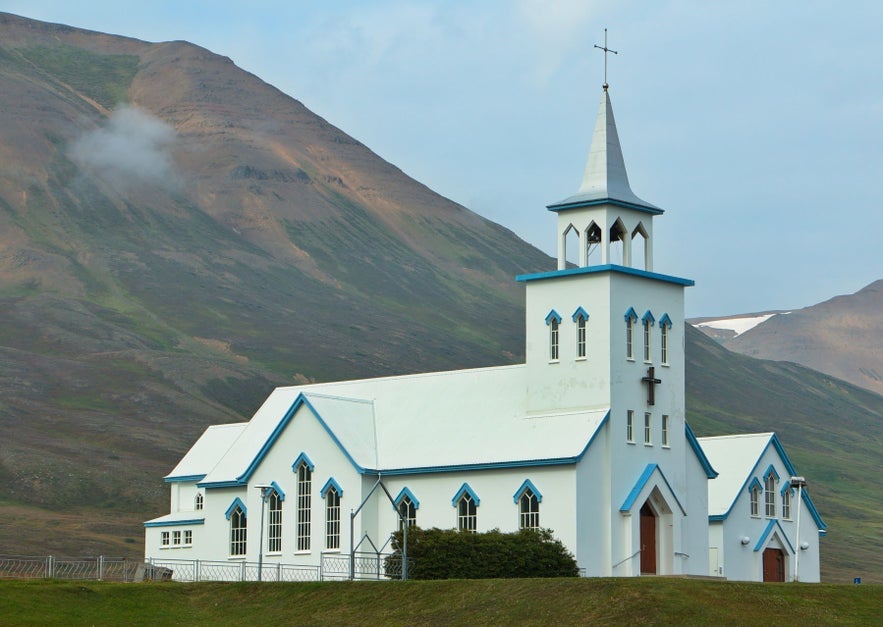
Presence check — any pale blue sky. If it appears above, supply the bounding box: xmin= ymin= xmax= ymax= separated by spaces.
xmin=3 ymin=1 xmax=881 ymax=316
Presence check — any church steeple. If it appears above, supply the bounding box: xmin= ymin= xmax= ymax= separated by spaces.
xmin=549 ymin=88 xmax=661 ymax=213
xmin=546 ymin=87 xmax=662 ymax=271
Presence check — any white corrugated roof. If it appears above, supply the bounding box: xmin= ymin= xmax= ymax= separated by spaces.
xmin=166 ymin=422 xmax=248 ymax=480
xmin=197 ymin=364 xmax=609 ymax=484
xmin=697 ymin=433 xmax=773 ymax=516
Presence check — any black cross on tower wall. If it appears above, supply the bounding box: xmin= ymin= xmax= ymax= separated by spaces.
xmin=642 ymin=366 xmax=661 ymax=406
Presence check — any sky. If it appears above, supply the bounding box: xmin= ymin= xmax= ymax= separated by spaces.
xmin=2 ymin=1 xmax=881 ymax=317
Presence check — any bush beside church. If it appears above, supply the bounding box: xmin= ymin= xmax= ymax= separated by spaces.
xmin=387 ymin=527 xmax=579 ymax=580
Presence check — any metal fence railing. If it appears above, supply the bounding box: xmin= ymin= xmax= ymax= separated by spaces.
xmin=0 ymin=554 xmax=410 ymax=583
xmin=0 ymin=556 xmax=154 ymax=582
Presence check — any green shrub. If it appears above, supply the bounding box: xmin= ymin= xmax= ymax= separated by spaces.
xmin=386 ymin=527 xmax=579 ymax=580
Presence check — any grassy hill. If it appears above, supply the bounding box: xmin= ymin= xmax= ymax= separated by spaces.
xmin=1 ymin=578 xmax=881 ymax=625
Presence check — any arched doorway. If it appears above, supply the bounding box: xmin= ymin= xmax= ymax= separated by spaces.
xmin=762 ymin=548 xmax=785 ymax=582
xmin=640 ymin=502 xmax=657 ymax=575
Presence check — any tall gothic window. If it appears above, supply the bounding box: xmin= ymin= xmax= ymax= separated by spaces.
xmin=267 ymin=490 xmax=282 ymax=553
xmin=519 ymin=488 xmax=540 ymax=530
xmin=660 ymin=324 xmax=669 ymax=364
xmin=765 ymin=473 xmax=777 ymax=518
xmin=229 ymin=505 xmax=247 ymax=556
xmin=643 ymin=318 xmax=652 ymax=362
xmin=627 ymin=410 xmax=634 ymax=443
xmin=398 ymin=496 xmax=417 ymax=531
xmin=296 ymin=462 xmax=312 ymax=551
xmin=549 ymin=318 xmax=560 ymax=361
xmin=661 ymin=414 xmax=670 ymax=447
xmin=644 ymin=412 xmax=652 ymax=445
xmin=782 ymin=489 xmax=792 ymax=520
xmin=325 ymin=487 xmax=341 ymax=550
xmin=626 ymin=317 xmax=634 ymax=360
xmin=457 ymin=493 xmax=477 ymax=532
xmin=576 ymin=314 xmax=587 ymax=358
xmin=750 ymin=485 xmax=760 ymax=517
xmin=195 ymin=493 xmax=204 ymax=511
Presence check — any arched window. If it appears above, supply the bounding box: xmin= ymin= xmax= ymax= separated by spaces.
xmin=292 ymin=453 xmax=314 ymax=552
xmin=659 ymin=314 xmax=673 ymax=365
xmin=546 ymin=311 xmax=562 ymax=362
xmin=642 ymin=311 xmax=655 ymax=363
xmin=764 ymin=472 xmax=777 ymax=518
xmin=398 ymin=496 xmax=417 ymax=531
xmin=625 ymin=308 xmax=638 ymax=360
xmin=453 ymin=484 xmax=479 ymax=533
xmin=749 ymin=480 xmax=761 ymax=518
xmin=514 ymin=480 xmax=542 ymax=530
xmin=325 ymin=486 xmax=341 ymax=550
xmin=267 ymin=490 xmax=283 ymax=553
xmin=572 ymin=307 xmax=589 ymax=359
xmin=395 ymin=488 xmax=419 ymax=531
xmin=195 ymin=493 xmax=204 ymax=511
xmin=229 ymin=504 xmax=247 ymax=556
xmin=782 ymin=488 xmax=792 ymax=521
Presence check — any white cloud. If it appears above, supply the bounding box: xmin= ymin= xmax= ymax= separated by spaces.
xmin=69 ymin=106 xmax=178 ymax=192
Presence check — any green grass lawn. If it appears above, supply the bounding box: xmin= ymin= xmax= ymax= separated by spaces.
xmin=1 ymin=578 xmax=880 ymax=625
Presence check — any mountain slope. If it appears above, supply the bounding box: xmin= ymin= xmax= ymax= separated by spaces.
xmin=692 ymin=280 xmax=883 ymax=395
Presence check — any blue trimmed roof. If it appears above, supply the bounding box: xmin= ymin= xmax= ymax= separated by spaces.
xmin=685 ymin=422 xmax=718 ymax=479
xmin=517 ymin=264 xmax=694 ymax=287
xmin=619 ymin=463 xmax=686 ymax=515
xmin=754 ymin=519 xmax=795 ymax=554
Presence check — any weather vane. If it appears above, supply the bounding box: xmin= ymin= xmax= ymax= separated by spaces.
xmin=594 ymin=28 xmax=618 ymax=90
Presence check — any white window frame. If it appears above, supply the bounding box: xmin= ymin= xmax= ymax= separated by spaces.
xmin=398 ymin=496 xmax=417 ymax=531
xmin=325 ymin=487 xmax=341 ymax=550
xmin=549 ymin=318 xmax=560 ymax=361
xmin=765 ymin=473 xmax=777 ymax=518
xmin=643 ymin=319 xmax=651 ymax=362
xmin=661 ymin=324 xmax=669 ymax=365
xmin=183 ymin=529 xmax=193 ymax=546
xmin=750 ymin=486 xmax=760 ymax=518
xmin=626 ymin=410 xmax=634 ymax=443
xmin=161 ymin=531 xmax=170 ymax=547
xmin=195 ymin=493 xmax=204 ymax=511
xmin=230 ymin=506 xmax=247 ymax=556
xmin=518 ymin=488 xmax=540 ymax=530
xmin=782 ymin=489 xmax=792 ymax=521
xmin=661 ymin=414 xmax=670 ymax=447
xmin=267 ymin=490 xmax=283 ymax=553
xmin=576 ymin=315 xmax=586 ymax=359
xmin=296 ymin=463 xmax=312 ymax=552
xmin=626 ymin=318 xmax=634 ymax=360
xmin=644 ymin=412 xmax=652 ymax=445
xmin=173 ymin=530 xmax=182 ymax=546
xmin=457 ymin=493 xmax=477 ymax=532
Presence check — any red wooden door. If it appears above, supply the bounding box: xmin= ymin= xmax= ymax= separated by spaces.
xmin=640 ymin=503 xmax=657 ymax=574
xmin=762 ymin=548 xmax=785 ymax=582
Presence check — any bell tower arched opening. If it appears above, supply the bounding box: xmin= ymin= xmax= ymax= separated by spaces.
xmin=631 ymin=222 xmax=649 ymax=271
xmin=609 ymin=218 xmax=628 ymax=266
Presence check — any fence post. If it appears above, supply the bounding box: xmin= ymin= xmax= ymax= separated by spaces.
xmin=195 ymin=559 xmax=200 ymax=582
xmin=240 ymin=561 xmax=246 ymax=582
xmin=97 ymin=555 xmax=103 ymax=581
xmin=319 ymin=554 xmax=324 ymax=581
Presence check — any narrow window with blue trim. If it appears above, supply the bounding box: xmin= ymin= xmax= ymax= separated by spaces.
xmin=764 ymin=471 xmax=777 ymax=518
xmin=625 ymin=308 xmax=638 ymax=360
xmin=546 ymin=310 xmax=562 ymax=361
xmin=573 ymin=307 xmax=588 ymax=359
xmin=748 ymin=479 xmax=761 ymax=518
xmin=195 ymin=493 xmax=204 ymax=511
xmin=267 ymin=490 xmax=283 ymax=553
xmin=394 ymin=488 xmax=419 ymax=531
xmin=228 ymin=503 xmax=247 ymax=556
xmin=642 ymin=311 xmax=655 ymax=363
xmin=295 ymin=459 xmax=313 ymax=551
xmin=325 ymin=486 xmax=341 ymax=550
xmin=782 ymin=487 xmax=792 ymax=520
xmin=659 ymin=314 xmax=673 ymax=365
xmin=514 ymin=480 xmax=542 ymax=530
xmin=453 ymin=484 xmax=479 ymax=533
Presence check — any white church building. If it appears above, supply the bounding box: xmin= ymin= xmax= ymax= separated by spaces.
xmin=144 ymin=83 xmax=826 ymax=582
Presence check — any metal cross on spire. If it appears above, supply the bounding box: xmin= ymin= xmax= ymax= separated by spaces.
xmin=593 ymin=28 xmax=618 ymax=90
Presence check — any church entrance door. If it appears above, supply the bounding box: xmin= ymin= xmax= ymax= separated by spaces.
xmin=640 ymin=502 xmax=657 ymax=575
xmin=762 ymin=548 xmax=785 ymax=582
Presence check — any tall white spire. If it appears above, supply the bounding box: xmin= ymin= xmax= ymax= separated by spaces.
xmin=548 ymin=88 xmax=661 ymax=213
